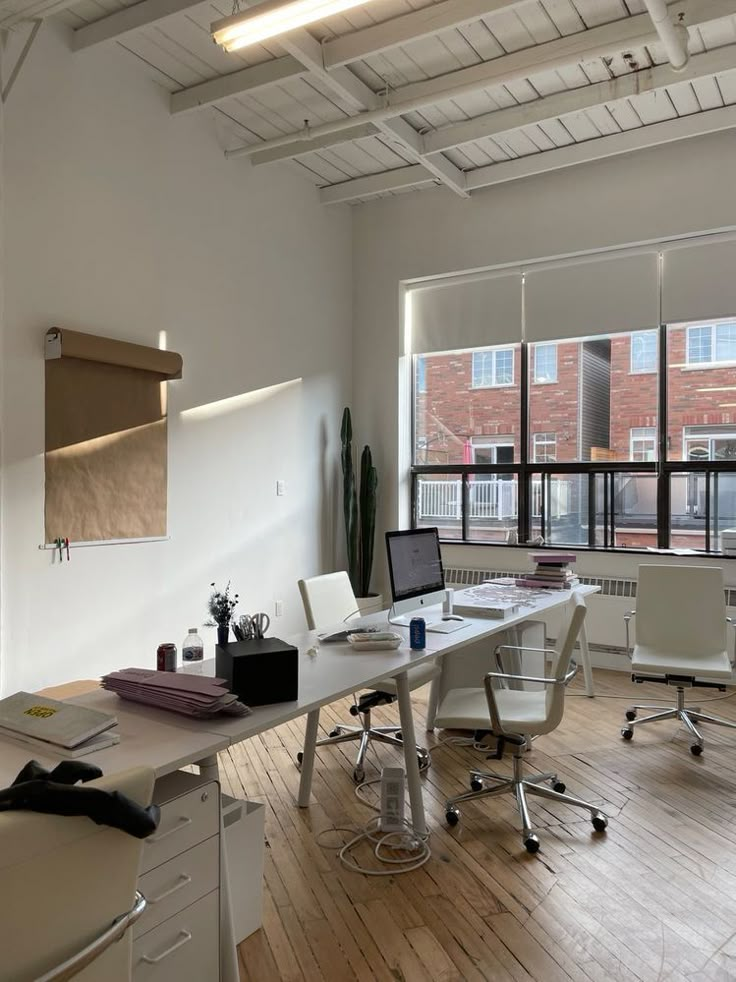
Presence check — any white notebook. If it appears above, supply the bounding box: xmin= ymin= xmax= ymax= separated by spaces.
xmin=0 ymin=691 xmax=117 ymax=749
xmin=0 ymin=727 xmax=120 ymax=758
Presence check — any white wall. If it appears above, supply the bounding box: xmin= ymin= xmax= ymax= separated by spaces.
xmin=1 ymin=21 xmax=352 ymax=693
xmin=352 ymin=131 xmax=736 ymax=653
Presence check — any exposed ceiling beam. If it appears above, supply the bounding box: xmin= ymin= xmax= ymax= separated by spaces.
xmin=250 ymin=122 xmax=381 ymax=165
xmin=271 ymin=26 xmax=469 ymax=196
xmin=321 ymin=104 xmax=736 ymax=204
xmin=230 ymin=0 xmax=734 ymax=161
xmin=250 ymin=43 xmax=736 ymax=166
xmin=170 ymin=55 xmax=306 ymax=115
xmin=72 ymin=0 xmax=202 ymax=50
xmin=323 ymin=0 xmax=528 ymax=69
xmin=320 ymin=165 xmax=437 ymax=204
xmin=424 ymin=44 xmax=736 ymax=155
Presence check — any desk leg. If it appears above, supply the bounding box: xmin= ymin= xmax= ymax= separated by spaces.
xmin=198 ymin=754 xmax=220 ymax=782
xmin=395 ymin=670 xmax=427 ymax=838
xmin=580 ymin=617 xmax=595 ymax=697
xmin=298 ymin=709 xmax=320 ymax=808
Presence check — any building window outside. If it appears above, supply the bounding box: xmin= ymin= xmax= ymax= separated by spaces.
xmin=686 ymin=322 xmax=736 ymax=365
xmin=533 ymin=344 xmax=557 ymax=383
xmin=630 ymin=427 xmax=657 ymax=461
xmin=630 ymin=330 xmax=657 ymax=373
xmin=472 ymin=348 xmax=514 ymax=387
xmin=684 ymin=425 xmax=736 ymax=461
xmin=532 ymin=432 xmax=557 ymax=462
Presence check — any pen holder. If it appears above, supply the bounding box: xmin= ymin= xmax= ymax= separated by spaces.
xmin=216 ymin=638 xmax=298 ymax=706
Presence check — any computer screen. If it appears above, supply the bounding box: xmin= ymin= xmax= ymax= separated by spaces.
xmin=386 ymin=527 xmax=445 ymax=604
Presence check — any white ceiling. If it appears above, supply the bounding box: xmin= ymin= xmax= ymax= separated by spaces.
xmin=4 ymin=0 xmax=736 ymax=203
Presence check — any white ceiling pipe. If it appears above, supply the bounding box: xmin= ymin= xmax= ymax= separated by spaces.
xmin=643 ymin=0 xmax=689 ymax=70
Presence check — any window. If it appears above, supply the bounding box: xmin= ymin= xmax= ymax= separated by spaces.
xmin=630 ymin=427 xmax=657 ymax=461
xmin=411 ymin=319 xmax=736 ymax=554
xmin=532 ymin=432 xmax=556 ymax=463
xmin=472 ymin=348 xmax=514 ymax=387
xmin=686 ymin=322 xmax=736 ymax=365
xmin=533 ymin=344 xmax=557 ymax=383
xmin=631 ymin=330 xmax=657 ymax=373
xmin=684 ymin=426 xmax=736 ymax=461
xmin=415 ymin=355 xmax=426 ymax=393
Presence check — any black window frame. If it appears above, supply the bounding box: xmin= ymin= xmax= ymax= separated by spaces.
xmin=410 ymin=324 xmax=736 ymax=557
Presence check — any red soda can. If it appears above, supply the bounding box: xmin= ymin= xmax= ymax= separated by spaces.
xmin=157 ymin=643 xmax=177 ymax=671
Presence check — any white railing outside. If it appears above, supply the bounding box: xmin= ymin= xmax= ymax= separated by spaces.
xmin=417 ymin=478 xmax=571 ymax=521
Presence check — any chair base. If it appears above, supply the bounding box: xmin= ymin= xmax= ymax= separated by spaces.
xmin=621 ymin=686 xmax=736 ymax=756
xmin=445 ymin=751 xmax=607 ymax=853
xmin=299 ymin=708 xmax=430 ymax=783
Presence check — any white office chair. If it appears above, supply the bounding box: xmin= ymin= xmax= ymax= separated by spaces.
xmin=298 ymin=571 xmax=440 ymax=782
xmin=621 ymin=564 xmax=736 ymax=756
xmin=439 ymin=594 xmax=607 ymax=853
xmin=0 ymin=766 xmax=154 ymax=981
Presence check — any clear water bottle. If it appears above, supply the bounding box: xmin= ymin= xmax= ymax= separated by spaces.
xmin=182 ymin=627 xmax=204 ymax=662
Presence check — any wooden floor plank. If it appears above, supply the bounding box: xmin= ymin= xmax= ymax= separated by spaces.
xmin=232 ymin=670 xmax=736 ymax=981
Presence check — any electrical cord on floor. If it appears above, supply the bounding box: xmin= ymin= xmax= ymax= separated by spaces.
xmin=317 ymin=816 xmax=431 ymax=876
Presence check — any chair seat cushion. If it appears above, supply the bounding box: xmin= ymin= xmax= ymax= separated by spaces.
xmin=373 ymin=660 xmax=441 ymax=695
xmin=632 ymin=644 xmax=732 ymax=680
xmin=434 ymin=686 xmax=550 ymax=734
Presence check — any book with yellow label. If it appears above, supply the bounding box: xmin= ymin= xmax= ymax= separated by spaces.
xmin=0 ymin=691 xmax=117 ymax=749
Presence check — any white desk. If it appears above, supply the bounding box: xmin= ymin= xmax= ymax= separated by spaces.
xmin=0 ymin=585 xmax=597 ymax=979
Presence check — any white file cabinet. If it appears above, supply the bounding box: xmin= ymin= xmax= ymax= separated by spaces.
xmin=133 ymin=771 xmax=220 ymax=982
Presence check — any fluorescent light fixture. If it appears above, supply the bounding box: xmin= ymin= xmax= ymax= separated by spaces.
xmin=212 ymin=0 xmax=378 ymax=52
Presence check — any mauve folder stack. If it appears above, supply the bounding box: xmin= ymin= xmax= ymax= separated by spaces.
xmin=101 ymin=669 xmax=251 ymax=718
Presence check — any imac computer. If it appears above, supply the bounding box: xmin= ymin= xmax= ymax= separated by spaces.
xmin=385 ymin=527 xmax=465 ymax=631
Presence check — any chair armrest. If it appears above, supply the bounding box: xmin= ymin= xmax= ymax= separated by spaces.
xmin=483 ymin=663 xmax=578 ymax=735
xmin=623 ymin=610 xmax=636 ymax=660
xmin=38 ymin=891 xmax=147 ymax=982
xmin=727 ymin=617 xmax=736 ymax=666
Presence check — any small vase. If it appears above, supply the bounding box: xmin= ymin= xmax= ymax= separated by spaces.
xmin=217 ymin=623 xmax=230 ymax=647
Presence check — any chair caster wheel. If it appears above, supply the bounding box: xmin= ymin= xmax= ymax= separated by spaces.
xmin=552 ymin=782 xmax=566 ymax=794
xmin=470 ymin=778 xmax=483 ymax=792
xmin=625 ymin=710 xmax=637 ymax=722
xmin=353 ymin=767 xmax=365 ymax=783
xmin=524 ymin=835 xmax=540 ymax=854
xmin=296 ymin=752 xmax=303 ymax=767
xmin=592 ymin=812 xmax=608 ymax=833
xmin=418 ymin=753 xmax=431 ymax=772
xmin=446 ymin=808 xmax=460 ymax=826
xmin=690 ymin=743 xmax=703 ymax=756
xmin=621 ymin=728 xmax=634 ymax=740
xmin=329 ymin=728 xmax=341 ymax=738
xmin=395 ymin=732 xmax=402 ymax=741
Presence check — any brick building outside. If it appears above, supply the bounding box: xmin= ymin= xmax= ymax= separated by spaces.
xmin=414 ymin=323 xmax=736 ymax=549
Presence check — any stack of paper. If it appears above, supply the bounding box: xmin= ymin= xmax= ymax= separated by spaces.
xmin=101 ymin=669 xmax=251 ymax=718
xmin=453 ymin=586 xmax=520 ymax=619
xmin=516 ymin=553 xmax=580 ymax=590
xmin=0 ymin=691 xmax=119 ymax=758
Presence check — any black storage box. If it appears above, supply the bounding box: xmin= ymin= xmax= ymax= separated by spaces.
xmin=216 ymin=638 xmax=299 ymax=706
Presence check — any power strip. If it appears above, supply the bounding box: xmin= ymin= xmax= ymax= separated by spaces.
xmin=379 ymin=766 xmax=405 ymax=833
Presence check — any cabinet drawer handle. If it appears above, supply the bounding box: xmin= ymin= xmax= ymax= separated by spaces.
xmin=148 ymin=874 xmax=192 ymax=904
xmin=141 ymin=930 xmax=192 ymax=964
xmin=147 ymin=816 xmax=192 ymax=842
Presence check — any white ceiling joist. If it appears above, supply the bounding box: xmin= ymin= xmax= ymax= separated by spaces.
xmin=320 ymin=165 xmax=437 ymax=204
xmin=321 ymin=104 xmax=736 ymax=204
xmin=277 ymin=27 xmax=469 ymax=196
xmin=250 ymin=44 xmax=736 ymax=166
xmin=230 ymin=0 xmax=734 ymax=161
xmin=323 ymin=0 xmax=529 ymax=69
xmin=424 ymin=44 xmax=736 ymax=155
xmin=170 ymin=55 xmax=306 ymax=115
xmin=72 ymin=0 xmax=202 ymax=49
xmin=249 ymin=122 xmax=381 ymax=165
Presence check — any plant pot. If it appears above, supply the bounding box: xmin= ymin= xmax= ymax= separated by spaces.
xmin=217 ymin=623 xmax=230 ymax=647
xmin=355 ymin=594 xmax=383 ymax=616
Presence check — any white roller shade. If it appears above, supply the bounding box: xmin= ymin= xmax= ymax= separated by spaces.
xmin=662 ymin=239 xmax=736 ymax=324
xmin=524 ymin=252 xmax=660 ymax=343
xmin=409 ymin=272 xmax=522 ymax=353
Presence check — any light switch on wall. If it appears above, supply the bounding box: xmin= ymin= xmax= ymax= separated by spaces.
xmin=274 ymin=600 xmax=283 ymax=617
xmin=276 ymin=480 xmax=286 ymax=496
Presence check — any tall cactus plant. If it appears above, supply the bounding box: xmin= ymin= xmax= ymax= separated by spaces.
xmin=341 ymin=407 xmax=378 ymax=597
